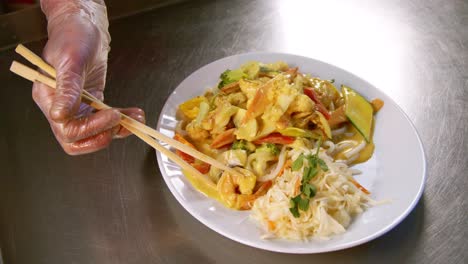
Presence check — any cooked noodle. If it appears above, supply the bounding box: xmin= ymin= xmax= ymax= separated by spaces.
xmin=251 ymin=147 xmax=372 ymax=240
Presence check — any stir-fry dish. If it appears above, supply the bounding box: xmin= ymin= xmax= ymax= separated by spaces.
xmin=174 ymin=61 xmax=384 ymax=240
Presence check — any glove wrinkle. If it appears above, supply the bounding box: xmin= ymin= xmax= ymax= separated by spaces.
xmin=33 ymin=0 xmax=144 ymax=155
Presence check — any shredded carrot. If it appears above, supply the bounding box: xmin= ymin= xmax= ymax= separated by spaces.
xmin=267 ymin=221 xmax=276 ymax=231
xmin=210 ymin=128 xmax=236 ymax=149
xmin=294 ymin=176 xmax=302 ymax=196
xmin=238 ymin=181 xmax=272 ymax=210
xmin=174 ymin=133 xmax=195 ymax=147
xmin=173 ymin=134 xmax=196 ymax=163
xmin=220 ymin=81 xmax=240 ymax=94
xmin=174 ymin=133 xmax=211 ymax=173
xmin=349 ymin=178 xmax=370 ymax=194
xmin=254 ymin=180 xmax=273 ymax=197
xmin=278 ymin=160 xmax=292 ymax=177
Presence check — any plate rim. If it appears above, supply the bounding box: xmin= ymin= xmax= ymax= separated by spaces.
xmin=156 ymin=51 xmax=426 ymax=254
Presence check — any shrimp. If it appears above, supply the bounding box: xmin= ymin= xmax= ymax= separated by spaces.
xmin=217 ymin=168 xmax=272 ymax=210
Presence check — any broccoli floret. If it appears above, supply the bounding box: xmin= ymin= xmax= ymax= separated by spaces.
xmin=258 ymin=143 xmax=280 ymax=155
xmin=231 ymin=140 xmax=245 ymax=150
xmin=218 ymin=69 xmax=246 ymax=88
xmin=232 ymin=140 xmax=256 ymax=153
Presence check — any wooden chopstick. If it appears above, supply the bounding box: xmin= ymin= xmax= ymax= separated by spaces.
xmin=16 ymin=44 xmax=56 ymax=78
xmin=13 ymin=45 xmax=243 ymax=178
xmin=10 ymin=60 xmax=219 ymax=187
xmin=13 ymin=46 xmax=247 ymax=179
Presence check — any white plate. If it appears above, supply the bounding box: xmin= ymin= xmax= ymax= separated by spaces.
xmin=156 ymin=52 xmax=426 ymax=254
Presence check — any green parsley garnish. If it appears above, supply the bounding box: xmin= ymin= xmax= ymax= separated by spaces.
xmin=289 ymin=207 xmax=300 ymax=218
xmin=288 ymin=139 xmax=328 ymax=218
xmin=291 ymin=154 xmax=304 ymax=171
xmin=318 ymin=158 xmax=329 ymax=172
xmin=302 ymin=183 xmax=316 ymax=198
xmin=297 ymin=197 xmax=310 ymax=211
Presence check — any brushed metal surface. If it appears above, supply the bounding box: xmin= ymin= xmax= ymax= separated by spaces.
xmin=0 ymin=0 xmax=185 ymax=51
xmin=0 ymin=0 xmax=467 ymax=263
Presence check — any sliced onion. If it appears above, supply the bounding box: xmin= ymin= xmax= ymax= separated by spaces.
xmin=331 ymin=126 xmax=347 ymax=136
xmin=322 ymin=140 xmax=336 ymax=154
xmin=335 ymin=140 xmax=356 ymax=152
xmin=344 ymin=153 xmax=359 ymax=164
xmin=344 ymin=141 xmax=366 ymax=159
xmin=175 ymin=121 xmax=188 ymax=136
xmin=258 ymin=146 xmax=287 ymax=182
xmin=195 ymin=101 xmax=210 ymax=125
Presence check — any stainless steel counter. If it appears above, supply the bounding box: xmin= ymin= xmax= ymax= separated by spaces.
xmin=0 ymin=0 xmax=467 ymax=263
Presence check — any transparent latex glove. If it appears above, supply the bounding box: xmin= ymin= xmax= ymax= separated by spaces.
xmin=33 ymin=0 xmax=145 ymax=155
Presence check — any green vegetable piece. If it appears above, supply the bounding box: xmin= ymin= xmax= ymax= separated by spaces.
xmin=315 ymin=138 xmax=322 ymax=156
xmin=318 ymin=158 xmax=328 ymax=171
xmin=289 ymin=207 xmax=300 ymax=218
xmin=265 ymin=143 xmax=280 ymax=155
xmin=342 ymin=85 xmax=373 ymax=142
xmin=298 ymin=197 xmax=310 ymax=211
xmin=256 ymin=143 xmax=280 ymax=155
xmin=307 ymin=155 xmax=317 ymax=168
xmin=292 ymin=194 xmax=302 ymax=204
xmin=289 ymin=194 xmax=302 ymax=218
xmin=218 ymin=69 xmax=246 ymax=88
xmin=302 ymin=183 xmax=310 ymax=197
xmin=259 ymin=66 xmax=280 ymax=74
xmin=231 ymin=140 xmax=245 ymax=150
xmin=302 ymin=166 xmax=311 ymax=184
xmin=292 ymin=154 xmax=305 ymax=171
xmin=231 ymin=140 xmax=256 ymax=153
xmin=289 ymin=199 xmax=296 ymax=208
xmin=307 ymin=166 xmax=318 ymax=181
xmin=303 ymin=184 xmax=317 ymax=198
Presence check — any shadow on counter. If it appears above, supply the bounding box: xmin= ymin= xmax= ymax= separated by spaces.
xmin=0 ymin=0 xmax=187 ymax=52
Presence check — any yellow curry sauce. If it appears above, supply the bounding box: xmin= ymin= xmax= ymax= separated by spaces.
xmin=183 ymin=170 xmax=221 ymax=201
xmin=332 ymin=124 xmax=375 ymax=164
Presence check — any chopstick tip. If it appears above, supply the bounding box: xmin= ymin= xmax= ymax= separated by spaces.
xmin=15 ymin=43 xmax=25 ymax=52
xmin=10 ymin=60 xmax=20 ymax=71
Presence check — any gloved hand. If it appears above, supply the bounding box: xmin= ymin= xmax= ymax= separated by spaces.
xmin=34 ymin=0 xmax=145 ymax=155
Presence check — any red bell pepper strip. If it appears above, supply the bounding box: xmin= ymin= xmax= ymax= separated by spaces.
xmin=174 ymin=133 xmax=196 ymax=164
xmin=303 ymin=87 xmax=331 ymax=119
xmin=253 ymin=133 xmax=295 ymax=145
xmin=174 ymin=133 xmax=211 ymax=173
xmin=192 ymin=162 xmax=211 ymax=174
